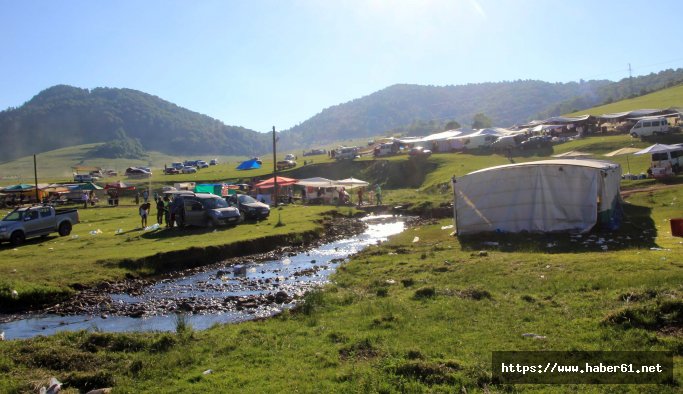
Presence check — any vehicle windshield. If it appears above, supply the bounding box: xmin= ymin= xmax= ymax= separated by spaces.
xmin=238 ymin=195 xmax=258 ymax=204
xmin=203 ymin=197 xmax=229 ymax=209
xmin=2 ymin=210 xmax=23 ymax=221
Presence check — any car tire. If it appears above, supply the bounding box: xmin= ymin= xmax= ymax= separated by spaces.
xmin=58 ymin=221 xmax=72 ymax=236
xmin=10 ymin=231 xmax=25 ymax=246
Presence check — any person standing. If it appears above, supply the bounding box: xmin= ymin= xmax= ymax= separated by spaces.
xmin=375 ymin=184 xmax=382 ymax=206
xmin=135 ymin=192 xmax=140 ymax=205
xmin=163 ymin=196 xmax=172 ymax=227
xmin=142 ymin=189 xmax=149 ymax=203
xmin=139 ymin=202 xmax=150 ymax=228
xmin=357 ymin=187 xmax=363 ymax=207
xmin=156 ymin=197 xmax=165 ymax=225
xmin=82 ymin=191 xmax=89 ymax=209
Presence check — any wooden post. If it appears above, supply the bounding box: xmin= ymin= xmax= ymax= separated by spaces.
xmin=34 ymin=154 xmax=39 ymax=203
xmin=272 ymin=126 xmax=278 ymax=206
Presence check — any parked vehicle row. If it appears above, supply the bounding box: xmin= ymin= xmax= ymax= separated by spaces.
xmin=165 ymin=191 xmax=270 ymax=228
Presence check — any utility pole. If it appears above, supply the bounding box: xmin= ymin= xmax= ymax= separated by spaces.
xmin=272 ymin=126 xmax=278 ymax=206
xmin=33 ymin=154 xmax=39 ymax=203
xmin=628 ymin=63 xmax=633 ymax=96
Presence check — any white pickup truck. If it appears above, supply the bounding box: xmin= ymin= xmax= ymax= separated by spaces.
xmin=0 ymin=206 xmax=79 ymax=246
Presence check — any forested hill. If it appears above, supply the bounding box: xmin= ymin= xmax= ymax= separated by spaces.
xmin=280 ymin=80 xmax=611 ymax=148
xmin=281 ymin=68 xmax=683 ymax=148
xmin=0 ymin=85 xmax=270 ymax=161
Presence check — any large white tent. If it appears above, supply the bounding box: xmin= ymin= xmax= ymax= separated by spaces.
xmin=452 ymin=159 xmax=622 ymax=235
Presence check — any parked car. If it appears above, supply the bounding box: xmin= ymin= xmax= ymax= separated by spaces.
xmin=276 ymin=160 xmax=297 ymax=170
xmin=520 ymin=135 xmax=552 ymax=150
xmin=73 ymin=173 xmax=94 ymax=182
xmin=335 ymin=147 xmax=359 ymax=160
xmin=226 ymin=194 xmax=270 ymax=220
xmin=125 ymin=167 xmax=152 ymax=178
xmin=171 ymin=192 xmax=241 ymax=228
xmin=183 ymin=160 xmax=199 ymax=167
xmin=209 ymin=159 xmax=218 ymax=165
xmin=171 ymin=162 xmax=184 ymax=170
xmin=181 ymin=166 xmax=197 ymax=174
xmin=164 ymin=167 xmax=180 ymax=175
xmin=0 ymin=206 xmax=79 ymax=246
xmin=303 ymin=149 xmax=326 ymax=156
xmin=284 ymin=154 xmax=297 ymax=161
xmin=409 ymin=146 xmax=432 ymax=157
xmin=196 ymin=160 xmax=209 ymax=169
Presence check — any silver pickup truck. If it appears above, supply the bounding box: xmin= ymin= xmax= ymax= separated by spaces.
xmin=0 ymin=206 xmax=79 ymax=246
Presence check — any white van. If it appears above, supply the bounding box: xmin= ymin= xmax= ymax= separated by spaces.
xmin=630 ymin=117 xmax=669 ymax=138
xmin=650 ymin=145 xmax=683 ymax=178
xmin=335 ymin=146 xmax=359 ymax=160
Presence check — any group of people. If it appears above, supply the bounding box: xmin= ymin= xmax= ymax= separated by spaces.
xmin=304 ymin=184 xmax=382 ymax=206
xmin=139 ymin=194 xmax=178 ymax=229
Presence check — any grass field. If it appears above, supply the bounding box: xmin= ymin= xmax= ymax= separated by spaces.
xmin=0 ymin=186 xmax=680 ymax=393
xmin=0 ymin=143 xmax=327 ymax=186
xmin=1 ymin=106 xmax=682 ymax=391
xmin=0 ymin=205 xmax=349 ymax=310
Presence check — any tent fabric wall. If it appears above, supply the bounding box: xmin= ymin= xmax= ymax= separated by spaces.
xmin=454 ymin=160 xmax=621 ymax=235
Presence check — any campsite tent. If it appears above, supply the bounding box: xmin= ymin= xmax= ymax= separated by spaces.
xmin=104 ymin=181 xmax=135 ymax=190
xmin=236 ymin=159 xmax=262 ymax=170
xmin=194 ymin=183 xmax=238 ymax=196
xmin=296 ymin=177 xmax=334 ymax=187
xmin=335 ymin=177 xmax=369 ymax=189
xmin=633 ymin=144 xmax=680 ymax=155
xmin=254 ymin=177 xmax=298 ymax=189
xmin=453 ymin=159 xmax=622 ymax=235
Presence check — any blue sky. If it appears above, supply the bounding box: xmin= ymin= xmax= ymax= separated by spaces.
xmin=2 ymin=0 xmax=682 ymax=132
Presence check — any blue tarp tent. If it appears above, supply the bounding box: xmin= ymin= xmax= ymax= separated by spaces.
xmin=236 ymin=159 xmax=261 ymax=170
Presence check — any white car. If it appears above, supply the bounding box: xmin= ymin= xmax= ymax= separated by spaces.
xmin=181 ymin=166 xmax=197 ymax=174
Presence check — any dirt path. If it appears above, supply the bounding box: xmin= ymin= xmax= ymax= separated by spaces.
xmin=620 ymin=183 xmax=681 ymax=199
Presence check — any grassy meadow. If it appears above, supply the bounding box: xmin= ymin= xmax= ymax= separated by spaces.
xmin=0 ymin=186 xmax=680 ymax=393
xmin=0 ymin=128 xmax=682 ymax=392
xmin=0 ymin=205 xmax=348 ymax=309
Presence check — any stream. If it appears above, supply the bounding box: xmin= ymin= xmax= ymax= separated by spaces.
xmin=1 ymin=215 xmax=407 ymax=340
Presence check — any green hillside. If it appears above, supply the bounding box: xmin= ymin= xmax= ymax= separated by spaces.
xmin=566 ymin=83 xmax=683 ymax=116
xmin=0 ymin=85 xmax=270 ymax=162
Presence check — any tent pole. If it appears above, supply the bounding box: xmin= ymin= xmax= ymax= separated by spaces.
xmin=272 ymin=126 xmax=278 ymax=206
xmin=451 ymin=176 xmax=458 ymax=234
xmin=34 ymin=154 xmax=39 ymax=203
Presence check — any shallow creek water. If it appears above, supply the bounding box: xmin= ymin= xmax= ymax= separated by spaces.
xmin=1 ymin=215 xmax=407 ymax=339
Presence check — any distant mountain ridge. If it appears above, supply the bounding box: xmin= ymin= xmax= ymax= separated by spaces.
xmin=2 ymin=68 xmax=682 ymax=161
xmin=0 ymin=85 xmax=270 ymax=162
xmin=281 ymin=68 xmax=683 ymax=148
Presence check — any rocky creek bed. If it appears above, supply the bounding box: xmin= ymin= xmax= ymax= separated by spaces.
xmin=1 ymin=215 xmax=420 ymax=339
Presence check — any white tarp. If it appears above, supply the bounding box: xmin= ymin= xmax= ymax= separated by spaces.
xmin=453 ymin=159 xmax=621 ymax=235
xmin=335 ymin=177 xmax=369 ymax=188
xmin=296 ymin=177 xmax=334 ymax=187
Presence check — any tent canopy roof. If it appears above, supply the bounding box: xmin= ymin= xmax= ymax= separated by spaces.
xmin=335 ymin=177 xmax=369 ymax=188
xmin=296 ymin=177 xmax=334 ymax=187
xmin=466 ymin=159 xmax=619 ymax=176
xmin=634 ymin=144 xmax=682 ymax=155
xmin=255 ymin=176 xmax=298 ymax=188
